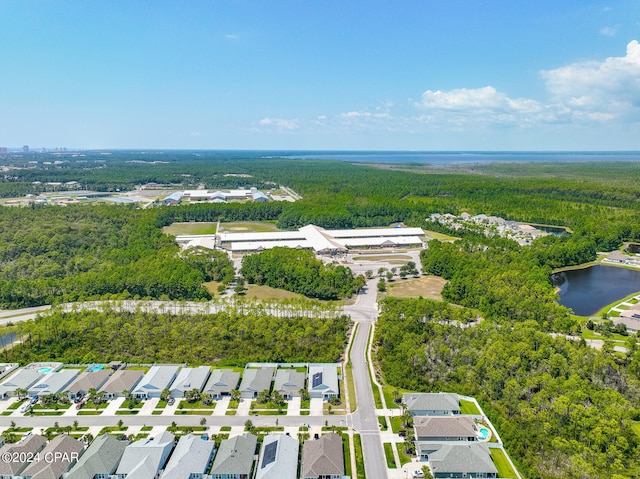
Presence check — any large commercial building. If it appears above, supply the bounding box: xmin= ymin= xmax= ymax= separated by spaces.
xmin=177 ymin=224 xmax=425 ymax=254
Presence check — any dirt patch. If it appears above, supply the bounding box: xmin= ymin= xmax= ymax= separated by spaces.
xmin=385 ymin=275 xmax=446 ymax=300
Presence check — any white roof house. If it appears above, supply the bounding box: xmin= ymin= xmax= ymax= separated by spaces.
xmin=160 ymin=434 xmax=215 ymax=479
xmin=403 ymin=392 xmax=461 ymax=416
xmin=168 ymin=366 xmax=211 ymax=398
xmin=116 ymin=431 xmax=175 ymax=479
xmin=132 ymin=366 xmax=180 ymax=399
xmin=255 ymin=434 xmax=299 ymax=479
xmin=0 ymin=369 xmax=44 ymax=399
xmin=308 ymin=365 xmax=339 ymax=400
xmin=28 ymin=369 xmax=80 ymax=397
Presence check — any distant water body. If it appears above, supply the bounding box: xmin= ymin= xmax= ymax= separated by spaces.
xmin=283 ymin=151 xmax=640 ymax=166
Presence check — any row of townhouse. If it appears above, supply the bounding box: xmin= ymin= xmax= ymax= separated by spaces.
xmin=0 ymin=363 xmax=340 ymax=403
xmin=0 ymin=432 xmax=349 ymax=479
xmin=402 ymin=392 xmax=500 ymax=479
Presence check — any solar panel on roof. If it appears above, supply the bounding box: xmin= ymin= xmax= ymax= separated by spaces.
xmin=261 ymin=441 xmax=278 ymax=468
xmin=312 ymin=372 xmax=323 ymax=388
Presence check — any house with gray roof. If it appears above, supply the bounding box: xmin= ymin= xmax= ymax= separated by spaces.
xmin=239 ymin=368 xmax=274 ymax=399
xmin=209 ymin=433 xmax=257 ymax=479
xmin=132 ymin=366 xmax=179 ymax=399
xmin=273 ymin=369 xmax=305 ymax=400
xmin=115 ymin=431 xmax=175 ymax=479
xmin=0 ymin=364 xmax=18 ymax=381
xmin=20 ymin=434 xmax=84 ymax=479
xmin=301 ymin=433 xmax=346 ymax=479
xmin=64 ymin=434 xmax=128 ymax=479
xmin=99 ymin=370 xmax=144 ymax=399
xmin=202 ymin=369 xmax=240 ymax=399
xmin=160 ymin=434 xmax=215 ymax=479
xmin=28 ymin=369 xmax=80 ymax=397
xmin=255 ymin=434 xmax=299 ymax=479
xmin=402 ymin=392 xmax=460 ymax=416
xmin=168 ymin=366 xmax=211 ymax=398
xmin=414 ymin=416 xmax=477 ymax=442
xmin=0 ymin=369 xmax=44 ymax=399
xmin=307 ymin=365 xmax=339 ymax=400
xmin=417 ymin=442 xmax=497 ymax=478
xmin=0 ymin=434 xmax=47 ymax=477
xmin=66 ymin=370 xmax=112 ymax=401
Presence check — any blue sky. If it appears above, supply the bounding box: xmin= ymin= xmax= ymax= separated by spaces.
xmin=1 ymin=1 xmax=640 ymax=150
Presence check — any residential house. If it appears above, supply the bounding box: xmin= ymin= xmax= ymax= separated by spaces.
xmin=209 ymin=433 xmax=257 ymax=479
xmin=0 ymin=364 xmax=18 ymax=381
xmin=202 ymin=370 xmax=240 ymax=399
xmin=413 ymin=416 xmax=478 ymax=442
xmin=28 ymin=370 xmax=81 ymax=397
xmin=66 ymin=370 xmax=112 ymax=401
xmin=273 ymin=369 xmax=305 ymax=400
xmin=0 ymin=435 xmax=47 ymax=478
xmin=64 ymin=435 xmax=128 ymax=479
xmin=115 ymin=431 xmax=175 ymax=479
xmin=19 ymin=434 xmax=84 ymax=479
xmin=402 ymin=393 xmax=460 ymax=416
xmin=238 ymin=368 xmax=274 ymax=399
xmin=160 ymin=434 xmax=216 ymax=479
xmin=168 ymin=367 xmax=211 ymax=399
xmin=417 ymin=443 xmax=497 ymax=478
xmin=255 ymin=434 xmax=299 ymax=479
xmin=132 ymin=366 xmax=179 ymax=399
xmin=307 ymin=365 xmax=339 ymax=400
xmin=0 ymin=369 xmax=44 ymax=399
xmin=301 ymin=433 xmax=346 ymax=479
xmin=99 ymin=370 xmax=144 ymax=399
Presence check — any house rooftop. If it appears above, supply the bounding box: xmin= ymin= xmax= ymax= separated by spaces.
xmin=414 ymin=416 xmax=477 ymax=438
xmin=209 ymin=433 xmax=257 ymax=476
xmin=403 ymin=392 xmax=460 ymax=413
xmin=160 ymin=434 xmax=216 ymax=479
xmin=65 ymin=434 xmax=128 ymax=479
xmin=301 ymin=433 xmax=344 ymax=478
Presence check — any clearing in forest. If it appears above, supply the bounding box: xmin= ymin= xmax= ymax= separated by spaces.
xmin=163 ymin=222 xmax=217 ymax=235
xmin=385 ymin=275 xmax=446 ymax=300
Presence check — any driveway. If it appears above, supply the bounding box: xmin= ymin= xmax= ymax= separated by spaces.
xmin=287 ymin=397 xmax=301 ymax=416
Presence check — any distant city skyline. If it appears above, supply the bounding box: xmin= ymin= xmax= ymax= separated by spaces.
xmin=1 ymin=1 xmax=640 ymax=151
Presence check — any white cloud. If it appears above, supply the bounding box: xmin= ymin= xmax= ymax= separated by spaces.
xmin=225 ymin=34 xmax=239 ymax=40
xmin=541 ymin=40 xmax=640 ymax=119
xmin=600 ymin=26 xmax=617 ymax=37
xmin=258 ymin=117 xmax=299 ymax=130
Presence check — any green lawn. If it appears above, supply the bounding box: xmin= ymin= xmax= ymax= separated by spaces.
xmin=460 ymin=399 xmax=481 ymax=415
xmin=490 ymin=448 xmax=518 ymax=479
xmin=162 ymin=222 xmax=217 ymax=236
xmin=353 ymin=434 xmax=366 ymax=479
xmin=390 ymin=416 xmax=403 ymax=433
xmin=342 ymin=434 xmax=352 ymax=478
xmin=177 ymin=400 xmax=216 ymax=409
xmin=345 ymin=363 xmax=357 ymax=412
xmin=220 ymin=221 xmax=281 ymax=233
xmin=396 ymin=443 xmax=413 ymax=466
xmin=384 ymin=443 xmax=397 ymax=468
xmin=174 ymin=410 xmax=214 ymax=415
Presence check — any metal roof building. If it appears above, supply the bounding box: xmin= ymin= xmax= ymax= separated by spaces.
xmin=160 ymin=434 xmax=215 ymax=479
xmin=115 ymin=431 xmax=175 ymax=479
xmin=28 ymin=369 xmax=80 ymax=397
xmin=308 ymin=365 xmax=339 ymax=400
xmin=168 ymin=366 xmax=211 ymax=398
xmin=255 ymin=434 xmax=299 ymax=479
xmin=0 ymin=369 xmax=44 ymax=399
xmin=132 ymin=365 xmax=180 ymax=399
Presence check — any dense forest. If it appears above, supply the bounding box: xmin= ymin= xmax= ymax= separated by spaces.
xmin=375 ymin=297 xmax=640 ymax=479
xmin=6 ymin=304 xmax=349 ymax=365
xmin=240 ymin=247 xmax=366 ymax=300
xmin=3 ymin=151 xmax=640 ymax=478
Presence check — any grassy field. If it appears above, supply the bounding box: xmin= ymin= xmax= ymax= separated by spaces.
xmin=162 ymin=222 xmax=217 ymax=236
xmin=353 ymin=254 xmax=413 ymax=262
xmin=423 ymin=229 xmax=460 ymax=241
xmin=490 ymin=448 xmax=518 ymax=479
xmin=243 ymin=284 xmax=307 ymax=301
xmin=385 ymin=275 xmax=446 ymax=300
xmin=354 ymin=433 xmax=366 ymax=479
xmin=219 ymin=221 xmax=281 ymax=233
xmin=384 ymin=443 xmax=397 ymax=468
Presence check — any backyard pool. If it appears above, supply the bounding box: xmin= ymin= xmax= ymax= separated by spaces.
xmin=477 ymin=427 xmax=490 ymax=441
xmin=37 ymin=367 xmax=52 ymax=373
xmin=88 ymin=365 xmax=104 ymax=371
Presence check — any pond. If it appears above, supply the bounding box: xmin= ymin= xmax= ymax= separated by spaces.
xmin=552 ymin=264 xmax=640 ymax=316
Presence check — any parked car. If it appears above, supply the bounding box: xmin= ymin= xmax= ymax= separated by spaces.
xmin=29 ymin=396 xmax=39 ymax=405
xmin=412 ymin=471 xmax=424 ymax=478
xmin=167 ymin=397 xmax=175 ymax=405
xmin=19 ymin=403 xmax=31 ymax=414
xmin=398 ymin=429 xmax=407 ymax=437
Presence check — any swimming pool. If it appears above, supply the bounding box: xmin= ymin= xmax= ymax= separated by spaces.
xmin=88 ymin=365 xmax=104 ymax=371
xmin=37 ymin=367 xmax=52 ymax=373
xmin=477 ymin=427 xmax=490 ymax=440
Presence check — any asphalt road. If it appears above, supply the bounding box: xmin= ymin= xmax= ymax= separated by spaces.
xmin=345 ymin=279 xmax=388 ymax=479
